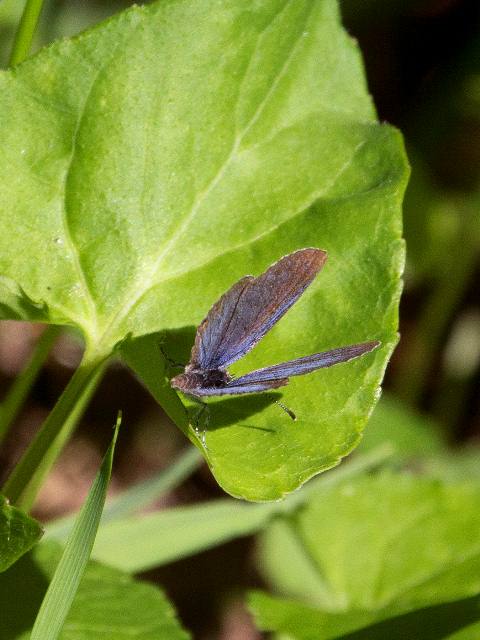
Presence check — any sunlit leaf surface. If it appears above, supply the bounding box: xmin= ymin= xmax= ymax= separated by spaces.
xmin=251 ymin=472 xmax=480 ymax=637
xmin=0 ymin=0 xmax=408 ymax=499
xmin=0 ymin=495 xmax=42 ymax=572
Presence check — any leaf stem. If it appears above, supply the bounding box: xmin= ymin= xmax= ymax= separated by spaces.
xmin=2 ymin=352 xmax=109 ymax=510
xmin=0 ymin=325 xmax=60 ymax=446
xmin=394 ymin=202 xmax=479 ymax=407
xmin=9 ymin=0 xmax=46 ymax=66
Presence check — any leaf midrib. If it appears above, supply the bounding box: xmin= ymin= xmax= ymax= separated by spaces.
xmin=94 ymin=0 xmax=314 ymax=350
xmin=61 ymin=40 xmax=125 ymax=342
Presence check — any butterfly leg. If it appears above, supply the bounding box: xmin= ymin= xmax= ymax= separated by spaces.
xmin=190 ymin=398 xmax=210 ymax=449
xmin=275 ymin=400 xmax=297 ymax=421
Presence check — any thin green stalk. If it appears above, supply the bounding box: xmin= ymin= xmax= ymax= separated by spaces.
xmin=2 ymin=353 xmax=108 ymax=510
xmin=9 ymin=0 xmax=46 ymax=66
xmin=0 ymin=325 xmax=60 ymax=446
xmin=394 ymin=204 xmax=479 ymax=406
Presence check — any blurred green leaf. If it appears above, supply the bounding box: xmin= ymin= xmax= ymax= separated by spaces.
xmin=0 ymin=0 xmax=407 ymax=500
xmin=30 ymin=420 xmax=119 ymax=640
xmin=0 ymin=495 xmax=43 ymax=572
xmin=358 ymin=393 xmax=445 ymax=460
xmin=51 ymin=446 xmax=391 ymax=572
xmin=447 ymin=620 xmax=480 ymax=640
xmin=252 ymin=472 xmax=480 ymax=638
xmin=0 ymin=0 xmax=25 ymax=67
xmin=249 ymin=591 xmax=480 ymax=640
xmin=91 ymin=499 xmax=279 ymax=573
xmin=0 ymin=542 xmax=190 ymax=639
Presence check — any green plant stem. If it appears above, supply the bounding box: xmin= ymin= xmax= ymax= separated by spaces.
xmin=2 ymin=353 xmax=108 ymax=510
xmin=0 ymin=325 xmax=60 ymax=446
xmin=394 ymin=204 xmax=479 ymax=407
xmin=9 ymin=0 xmax=46 ymax=66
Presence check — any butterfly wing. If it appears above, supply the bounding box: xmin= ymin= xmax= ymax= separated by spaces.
xmin=229 ymin=341 xmax=379 ymax=385
xmin=189 ymin=248 xmax=327 ymax=370
xmin=183 ymin=378 xmax=289 ymax=397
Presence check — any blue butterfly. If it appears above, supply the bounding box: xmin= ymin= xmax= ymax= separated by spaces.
xmin=171 ymin=248 xmax=379 ymax=401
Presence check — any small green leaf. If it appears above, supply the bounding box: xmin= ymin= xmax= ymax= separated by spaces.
xmin=0 ymin=0 xmax=408 ymax=500
xmin=30 ymin=418 xmax=119 ymax=640
xmin=0 ymin=495 xmax=43 ymax=572
xmin=251 ymin=472 xmax=480 ymax=638
xmin=0 ymin=542 xmax=190 ymax=640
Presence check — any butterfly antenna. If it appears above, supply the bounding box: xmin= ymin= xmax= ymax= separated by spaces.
xmin=275 ymin=400 xmax=296 ymax=421
xmin=158 ymin=337 xmax=185 ymax=371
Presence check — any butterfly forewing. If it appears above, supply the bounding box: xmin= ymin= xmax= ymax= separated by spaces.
xmin=189 ymin=275 xmax=254 ymax=370
xmin=189 ymin=248 xmax=327 ymax=371
xmin=229 ymin=341 xmax=380 ymax=386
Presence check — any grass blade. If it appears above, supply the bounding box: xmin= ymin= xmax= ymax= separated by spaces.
xmin=30 ymin=414 xmax=120 ymax=640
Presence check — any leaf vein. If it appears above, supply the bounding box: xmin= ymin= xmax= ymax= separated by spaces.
xmin=100 ymin=0 xmax=314 ymax=344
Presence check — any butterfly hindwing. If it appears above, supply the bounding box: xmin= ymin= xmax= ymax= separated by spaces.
xmin=229 ymin=342 xmax=379 ymax=386
xmin=184 ymin=378 xmax=289 ymax=397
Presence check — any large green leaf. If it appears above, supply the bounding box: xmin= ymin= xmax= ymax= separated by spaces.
xmin=249 ymin=591 xmax=480 ymax=640
xmin=0 ymin=495 xmax=43 ymax=572
xmin=251 ymin=472 xmax=480 ymax=638
xmin=0 ymin=542 xmax=190 ymax=640
xmin=45 ymin=446 xmax=390 ymax=572
xmin=0 ymin=0 xmax=407 ymax=499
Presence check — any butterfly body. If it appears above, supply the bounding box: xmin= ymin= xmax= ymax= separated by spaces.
xmin=170 ymin=248 xmax=379 ymax=400
xmin=174 ymin=368 xmax=230 ymax=393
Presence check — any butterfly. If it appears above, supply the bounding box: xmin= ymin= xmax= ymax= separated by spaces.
xmin=171 ymin=248 xmax=379 ymax=405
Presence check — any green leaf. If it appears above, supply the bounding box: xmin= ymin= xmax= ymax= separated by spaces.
xmin=0 ymin=0 xmax=408 ymax=500
xmin=59 ymin=445 xmax=390 ymax=573
xmin=249 ymin=591 xmax=480 ymax=640
xmin=30 ymin=418 xmax=119 ymax=640
xmin=91 ymin=499 xmax=279 ymax=573
xmin=358 ymin=393 xmax=446 ymax=460
xmin=251 ymin=472 xmax=480 ymax=639
xmin=0 ymin=542 xmax=190 ymax=640
xmin=0 ymin=495 xmax=43 ymax=572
